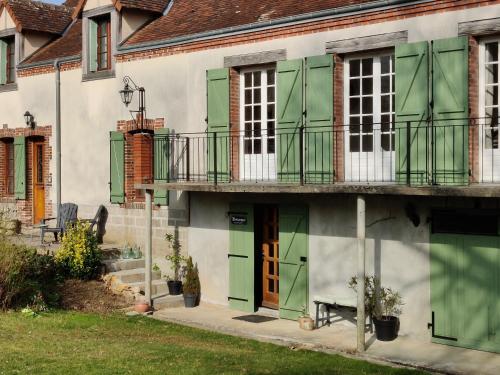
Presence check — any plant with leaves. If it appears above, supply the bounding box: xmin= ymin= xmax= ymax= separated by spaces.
xmin=348 ymin=275 xmax=379 ymax=318
xmin=183 ymin=256 xmax=200 ymax=296
xmin=165 ymin=232 xmax=186 ymax=281
xmin=55 ymin=221 xmax=102 ymax=280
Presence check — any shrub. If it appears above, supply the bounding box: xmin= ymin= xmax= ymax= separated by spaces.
xmin=183 ymin=256 xmax=200 ymax=296
xmin=55 ymin=221 xmax=102 ymax=280
xmin=0 ymin=242 xmax=59 ymax=310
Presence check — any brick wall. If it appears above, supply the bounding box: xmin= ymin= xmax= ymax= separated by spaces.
xmin=333 ymin=54 xmax=345 ymax=182
xmin=469 ymin=36 xmax=480 ymax=183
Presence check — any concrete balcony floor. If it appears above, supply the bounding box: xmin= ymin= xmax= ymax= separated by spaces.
xmin=153 ymin=302 xmax=500 ymax=375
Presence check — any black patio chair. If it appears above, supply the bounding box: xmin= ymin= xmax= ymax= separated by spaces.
xmin=40 ymin=203 xmax=78 ymax=243
xmin=82 ymin=205 xmax=108 ymax=244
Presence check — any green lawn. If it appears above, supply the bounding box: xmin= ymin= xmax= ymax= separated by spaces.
xmin=0 ymin=311 xmax=426 ymax=375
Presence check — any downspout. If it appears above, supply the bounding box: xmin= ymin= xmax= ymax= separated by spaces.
xmin=54 ymin=59 xmax=61 ymax=218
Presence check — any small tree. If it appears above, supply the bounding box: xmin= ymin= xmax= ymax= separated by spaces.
xmin=165 ymin=232 xmax=186 ymax=282
xmin=183 ymin=256 xmax=200 ymax=296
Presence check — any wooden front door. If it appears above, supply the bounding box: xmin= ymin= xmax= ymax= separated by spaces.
xmin=262 ymin=206 xmax=279 ymax=309
xmin=32 ymin=141 xmax=45 ymax=224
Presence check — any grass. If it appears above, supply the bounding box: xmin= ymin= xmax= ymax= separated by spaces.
xmin=0 ymin=311 xmax=427 ymax=375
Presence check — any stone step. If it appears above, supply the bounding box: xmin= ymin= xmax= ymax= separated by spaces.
xmin=128 ymin=279 xmax=169 ymax=296
xmin=153 ymin=294 xmax=185 ymax=310
xmin=102 ymin=258 xmax=146 ymax=272
xmin=109 ymin=268 xmax=162 ymax=284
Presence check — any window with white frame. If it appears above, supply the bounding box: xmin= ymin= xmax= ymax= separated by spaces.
xmin=345 ymin=54 xmax=395 ymax=181
xmin=485 ymin=41 xmax=499 ymax=150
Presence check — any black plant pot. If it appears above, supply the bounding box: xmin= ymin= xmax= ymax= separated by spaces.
xmin=183 ymin=293 xmax=198 ymax=308
xmin=373 ymin=316 xmax=399 ymax=341
xmin=167 ymin=280 xmax=183 ymax=295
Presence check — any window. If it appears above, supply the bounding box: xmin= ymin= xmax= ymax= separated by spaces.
xmin=3 ymin=140 xmax=14 ymax=195
xmin=0 ymin=37 xmax=15 ymax=85
xmin=97 ymin=17 xmax=110 ymax=71
xmin=485 ymin=41 xmax=499 ymax=150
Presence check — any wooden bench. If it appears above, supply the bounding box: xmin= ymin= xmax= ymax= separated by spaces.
xmin=313 ymin=295 xmax=357 ymax=329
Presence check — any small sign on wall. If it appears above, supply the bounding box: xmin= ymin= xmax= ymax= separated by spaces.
xmin=231 ymin=215 xmax=247 ymax=225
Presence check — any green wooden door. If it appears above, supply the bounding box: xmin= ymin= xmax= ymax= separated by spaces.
xmin=395 ymin=41 xmax=430 ymax=185
xmin=432 ymin=36 xmax=469 ymax=185
xmin=110 ymin=131 xmax=125 ymax=204
xmin=277 ymin=60 xmax=303 ymax=183
xmin=279 ymin=205 xmax=308 ymax=320
xmin=431 ymin=234 xmax=500 ymax=353
xmin=228 ymin=203 xmax=255 ymax=312
xmin=14 ymin=136 xmax=26 ymax=200
xmin=207 ymin=68 xmax=230 ymax=182
xmin=305 ymin=55 xmax=334 ymax=183
xmin=154 ymin=128 xmax=170 ymax=206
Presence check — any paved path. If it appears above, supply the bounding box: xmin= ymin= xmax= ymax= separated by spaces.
xmin=153 ymin=303 xmax=500 ymax=375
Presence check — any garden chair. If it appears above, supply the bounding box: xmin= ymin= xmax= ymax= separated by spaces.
xmin=82 ymin=205 xmax=107 ymax=244
xmin=40 ymin=203 xmax=78 ymax=243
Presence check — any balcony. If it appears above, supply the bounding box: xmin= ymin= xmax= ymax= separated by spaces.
xmin=140 ymin=118 xmax=500 ymax=197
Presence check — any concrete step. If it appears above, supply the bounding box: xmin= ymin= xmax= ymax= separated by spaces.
xmin=153 ymin=294 xmax=185 ymax=310
xmin=102 ymin=258 xmax=146 ymax=272
xmin=128 ymin=279 xmax=169 ymax=296
xmin=109 ymin=268 xmax=162 ymax=284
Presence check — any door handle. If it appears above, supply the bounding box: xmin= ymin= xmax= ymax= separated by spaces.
xmin=300 ymin=256 xmax=307 ymax=262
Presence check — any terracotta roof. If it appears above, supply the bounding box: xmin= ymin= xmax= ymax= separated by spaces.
xmin=116 ymin=0 xmax=169 ymax=13
xmin=124 ymin=0 xmax=375 ymax=46
xmin=23 ymin=19 xmax=82 ymax=64
xmin=3 ymin=0 xmax=73 ymax=35
xmin=63 ymin=0 xmax=80 ymax=7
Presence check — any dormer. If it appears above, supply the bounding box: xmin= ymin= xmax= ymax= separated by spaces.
xmin=76 ymin=0 xmax=169 ymax=81
xmin=0 ymin=0 xmax=73 ymax=90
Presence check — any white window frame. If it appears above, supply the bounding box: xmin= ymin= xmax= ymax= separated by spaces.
xmin=239 ymin=66 xmax=277 ymax=181
xmin=479 ymin=37 xmax=500 ymax=182
xmin=343 ymin=52 xmax=395 ymax=182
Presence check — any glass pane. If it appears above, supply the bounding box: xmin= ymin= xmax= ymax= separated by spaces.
xmin=254 ymin=105 xmax=261 ymax=121
xmin=362 ymin=116 xmax=373 ymax=133
xmin=350 ymin=59 xmax=360 ymax=77
xmin=245 ymin=123 xmax=252 ymax=137
xmin=254 ymin=139 xmax=261 ymax=154
xmin=362 ymin=134 xmax=373 ymax=152
xmin=486 ymin=85 xmax=498 ymax=107
xmin=267 ymin=138 xmax=275 ymax=153
xmin=350 ymin=79 xmax=360 ymax=95
xmin=349 ymin=116 xmax=360 ymax=131
xmin=267 ymin=104 xmax=275 ymax=120
xmin=381 ymin=134 xmax=391 ymax=151
xmin=244 ymin=73 xmax=252 ymax=87
xmin=268 ymin=279 xmax=274 ymax=292
xmin=381 ymin=76 xmax=390 ymax=94
xmin=381 ymin=114 xmax=391 ymax=132
xmin=254 ymin=122 xmax=261 ymax=137
xmin=245 ymin=89 xmax=252 ymax=104
xmin=244 ymin=139 xmax=252 ymax=154
xmin=269 ymin=246 xmax=274 ymax=258
xmin=362 ymin=78 xmax=373 ymax=95
xmin=253 ymin=71 xmax=261 ymax=86
xmin=267 ymin=121 xmax=275 ymax=136
xmin=267 ymin=70 xmax=275 ymax=85
xmin=381 ymin=95 xmax=391 ymax=113
xmin=254 ymin=88 xmax=261 ymax=103
xmin=362 ymin=97 xmax=373 ymax=114
xmin=486 ymin=43 xmax=498 ymax=63
xmin=381 ymin=55 xmax=391 ymax=74
xmin=362 ymin=58 xmax=373 ymax=76
xmin=245 ymin=106 xmax=252 ymax=121
xmin=486 ymin=64 xmax=498 ymax=85
xmin=267 ymin=87 xmax=275 ymax=102
xmin=350 ymin=135 xmax=360 ymax=152
xmin=350 ymin=98 xmax=360 ymax=115
xmin=269 ymin=261 xmax=274 ymax=275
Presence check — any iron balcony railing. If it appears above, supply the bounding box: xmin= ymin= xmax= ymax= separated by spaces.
xmin=151 ymin=118 xmax=500 ymax=186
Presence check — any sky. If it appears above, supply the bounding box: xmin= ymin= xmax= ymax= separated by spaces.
xmin=42 ymin=0 xmax=65 ymax=4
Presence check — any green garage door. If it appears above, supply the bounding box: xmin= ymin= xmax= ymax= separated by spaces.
xmin=431 ymin=233 xmax=500 ymax=353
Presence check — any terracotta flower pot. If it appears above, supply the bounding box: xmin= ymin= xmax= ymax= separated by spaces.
xmin=298 ymin=316 xmax=315 ymax=331
xmin=134 ymin=302 xmax=150 ymax=313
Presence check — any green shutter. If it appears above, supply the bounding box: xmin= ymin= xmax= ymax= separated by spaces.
xmin=432 ymin=36 xmax=469 ymax=185
xmin=277 ymin=59 xmax=304 ymax=183
xmin=110 ymin=131 xmax=125 ymax=204
xmin=395 ymin=41 xmax=430 ymax=185
xmin=154 ymin=128 xmax=170 ymax=206
xmin=14 ymin=136 xmax=26 ymax=200
xmin=279 ymin=205 xmax=308 ymax=320
xmin=228 ymin=203 xmax=255 ymax=312
xmin=88 ymin=18 xmax=98 ymax=72
xmin=0 ymin=39 xmax=7 ymax=85
xmin=206 ymin=68 xmax=230 ymax=182
xmin=305 ymin=55 xmax=334 ymax=183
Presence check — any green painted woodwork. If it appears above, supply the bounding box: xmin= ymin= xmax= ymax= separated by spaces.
xmin=228 ymin=203 xmax=255 ymax=312
xmin=88 ymin=18 xmax=98 ymax=72
xmin=206 ymin=68 xmax=230 ymax=182
xmin=277 ymin=59 xmax=303 ymax=183
xmin=279 ymin=205 xmax=308 ymax=320
xmin=0 ymin=39 xmax=7 ymax=85
xmin=432 ymin=36 xmax=469 ymax=185
xmin=305 ymin=55 xmax=334 ymax=183
xmin=110 ymin=131 xmax=125 ymax=204
xmin=153 ymin=128 xmax=170 ymax=206
xmin=395 ymin=41 xmax=429 ymax=185
xmin=430 ymin=234 xmax=500 ymax=353
xmin=14 ymin=137 xmax=26 ymax=200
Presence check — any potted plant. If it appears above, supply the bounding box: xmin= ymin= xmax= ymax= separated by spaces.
xmin=298 ymin=305 xmax=314 ymax=331
xmin=183 ymin=256 xmax=200 ymax=308
xmin=348 ymin=275 xmax=403 ymax=342
xmin=134 ymin=296 xmax=151 ymax=313
xmin=165 ymin=233 xmax=186 ymax=295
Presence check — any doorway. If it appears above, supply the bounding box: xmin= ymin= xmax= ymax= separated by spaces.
xmin=32 ymin=141 xmax=45 ymax=224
